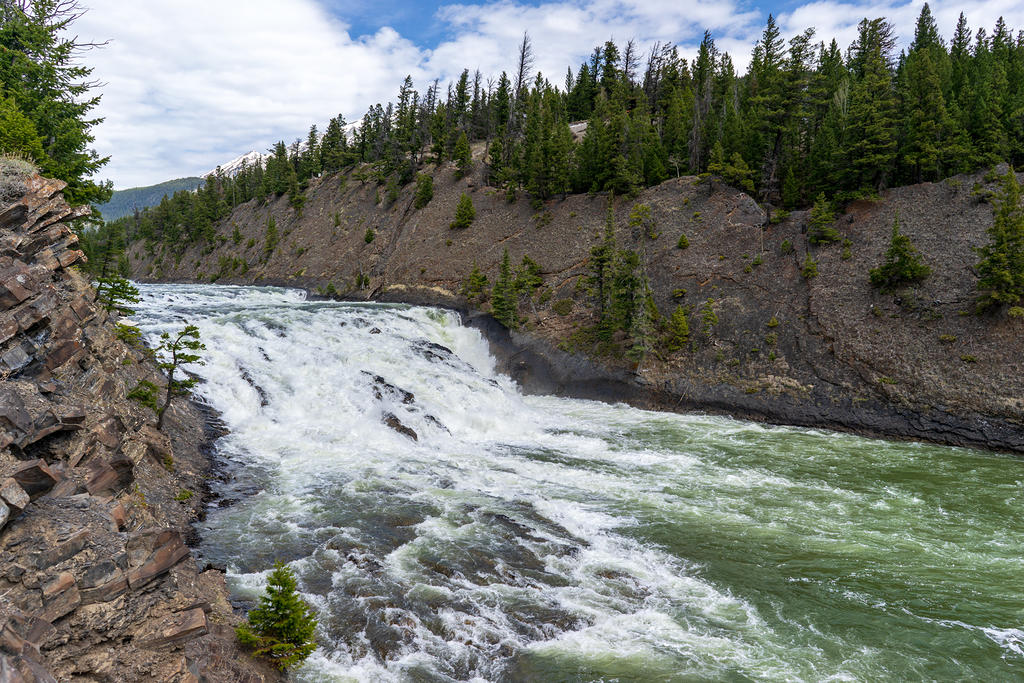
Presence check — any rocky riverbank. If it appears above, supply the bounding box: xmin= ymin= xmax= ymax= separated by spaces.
xmin=128 ymin=161 xmax=1024 ymax=454
xmin=0 ymin=175 xmax=277 ymax=681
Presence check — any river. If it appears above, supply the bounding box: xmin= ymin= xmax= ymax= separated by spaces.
xmin=131 ymin=283 xmax=1023 ymax=682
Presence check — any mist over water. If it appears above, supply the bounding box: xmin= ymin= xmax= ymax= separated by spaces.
xmin=132 ymin=283 xmax=1024 ymax=682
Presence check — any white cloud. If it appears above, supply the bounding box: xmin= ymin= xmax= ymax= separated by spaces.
xmin=78 ymin=0 xmax=428 ymax=187
xmin=75 ymin=0 xmax=1024 ymax=188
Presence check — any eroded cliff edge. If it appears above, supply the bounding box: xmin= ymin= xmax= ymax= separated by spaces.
xmin=129 ymin=162 xmax=1024 ymax=453
xmin=0 ymin=176 xmax=277 ymax=682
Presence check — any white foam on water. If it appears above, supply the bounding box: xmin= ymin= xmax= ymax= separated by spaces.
xmin=131 ymin=283 xmax=1024 ymax=682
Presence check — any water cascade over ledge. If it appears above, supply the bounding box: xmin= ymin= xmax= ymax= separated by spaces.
xmin=131 ymin=283 xmax=1024 ymax=682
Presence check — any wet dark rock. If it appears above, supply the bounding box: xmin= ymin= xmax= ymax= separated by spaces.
xmin=411 ymin=340 xmax=455 ymax=364
xmin=363 ymin=371 xmax=415 ymax=404
xmin=364 ymin=613 xmax=413 ymax=661
xmin=239 ymin=368 xmax=269 ymax=407
xmin=423 ymin=415 xmax=449 ymax=433
xmin=382 ymin=413 xmax=418 ymax=441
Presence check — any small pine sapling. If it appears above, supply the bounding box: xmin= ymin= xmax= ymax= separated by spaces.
xmin=664 ymin=305 xmax=690 ymax=352
xmin=802 ymin=252 xmax=818 ymax=278
xmin=413 ymin=173 xmax=434 ymax=209
xmin=236 ymin=562 xmax=318 ymax=671
xmin=869 ymin=213 xmax=930 ymax=293
xmin=462 ymin=263 xmax=489 ymax=301
xmin=807 ymin=193 xmax=839 ymax=244
xmin=450 ymin=192 xmax=476 ymax=229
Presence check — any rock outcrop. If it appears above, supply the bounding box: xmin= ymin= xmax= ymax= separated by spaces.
xmin=128 ymin=162 xmax=1024 ymax=454
xmin=0 ymin=176 xmax=278 ymax=681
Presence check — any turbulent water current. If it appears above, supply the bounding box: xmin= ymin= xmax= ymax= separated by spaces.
xmin=131 ymin=283 xmax=1023 ymax=682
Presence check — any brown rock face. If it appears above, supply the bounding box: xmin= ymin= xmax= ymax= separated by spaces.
xmin=126 ymin=529 xmax=189 ymax=589
xmin=9 ymin=460 xmax=57 ymax=500
xmin=0 ymin=177 xmax=280 ymax=681
xmin=130 ymin=163 xmax=1024 ymax=453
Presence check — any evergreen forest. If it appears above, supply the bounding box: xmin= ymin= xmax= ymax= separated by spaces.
xmin=51 ymin=6 xmax=1024 ymax=263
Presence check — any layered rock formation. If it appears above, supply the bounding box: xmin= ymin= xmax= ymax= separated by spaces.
xmin=128 ymin=163 xmax=1024 ymax=453
xmin=0 ymin=176 xmax=276 ymax=681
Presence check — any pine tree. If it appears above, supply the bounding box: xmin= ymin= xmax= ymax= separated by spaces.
xmin=450 ymin=192 xmax=475 ymax=229
xmin=461 ymin=263 xmax=488 ymax=301
xmin=413 ymin=173 xmax=433 ymax=209
xmin=490 ymin=249 xmax=518 ymax=328
xmin=807 ymin=193 xmax=839 ymax=244
xmin=453 ymin=131 xmax=471 ymax=179
xmin=664 ymin=305 xmax=690 ymax=352
xmin=802 ymin=252 xmax=818 ymax=278
xmin=707 ymin=141 xmax=726 ymax=176
xmin=841 ymin=19 xmax=898 ymax=194
xmin=264 ymin=217 xmax=278 ymax=259
xmin=609 ymin=248 xmax=641 ymax=337
xmin=154 ymin=324 xmax=205 ymax=430
xmin=897 ymin=4 xmax=954 ymax=183
xmin=627 ymin=271 xmax=656 ymax=364
xmin=235 ymin=562 xmax=318 ymax=671
xmin=870 ymin=212 xmax=930 ymax=293
xmin=95 ymin=277 xmax=140 ymax=317
xmin=320 ymin=115 xmax=349 ymax=173
xmin=744 ymin=15 xmax=788 ymax=195
xmin=286 ymin=169 xmax=305 ymax=213
xmin=976 ymin=168 xmax=1024 ymax=311
xmin=0 ymin=1 xmax=112 ymax=204
xmin=587 ymin=200 xmax=618 ymax=330
xmin=513 ymin=255 xmax=543 ymax=295
xmin=707 ymin=142 xmax=754 ymax=192
xmin=0 ymin=96 xmax=45 ymax=162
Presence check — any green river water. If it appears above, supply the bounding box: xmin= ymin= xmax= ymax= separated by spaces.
xmin=132 ymin=284 xmax=1023 ymax=681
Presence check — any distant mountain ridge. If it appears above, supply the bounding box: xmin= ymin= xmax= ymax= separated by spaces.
xmin=206 ymin=120 xmax=361 ymax=178
xmin=95 ymin=176 xmax=204 ymax=221
xmin=206 ymin=151 xmax=268 ymax=178
xmin=100 ymin=120 xmax=364 ymax=221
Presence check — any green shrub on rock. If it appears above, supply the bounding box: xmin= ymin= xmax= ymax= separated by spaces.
xmin=552 ymin=298 xmax=574 ymax=316
xmin=802 ymin=252 xmax=818 ymax=279
xmin=127 ymin=380 xmax=159 ymax=412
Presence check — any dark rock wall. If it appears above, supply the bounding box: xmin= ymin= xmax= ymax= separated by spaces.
xmin=0 ymin=176 xmax=277 ymax=682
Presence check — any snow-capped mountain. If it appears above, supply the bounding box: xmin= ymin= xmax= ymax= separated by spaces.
xmin=204 ymin=150 xmax=269 ymax=178
xmin=205 ymin=120 xmax=362 ymax=178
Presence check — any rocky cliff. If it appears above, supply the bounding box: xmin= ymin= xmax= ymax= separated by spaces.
xmin=128 ymin=161 xmax=1024 ymax=454
xmin=0 ymin=175 xmax=276 ymax=681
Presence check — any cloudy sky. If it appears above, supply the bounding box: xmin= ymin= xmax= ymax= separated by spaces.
xmin=74 ymin=0 xmax=1023 ymax=189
